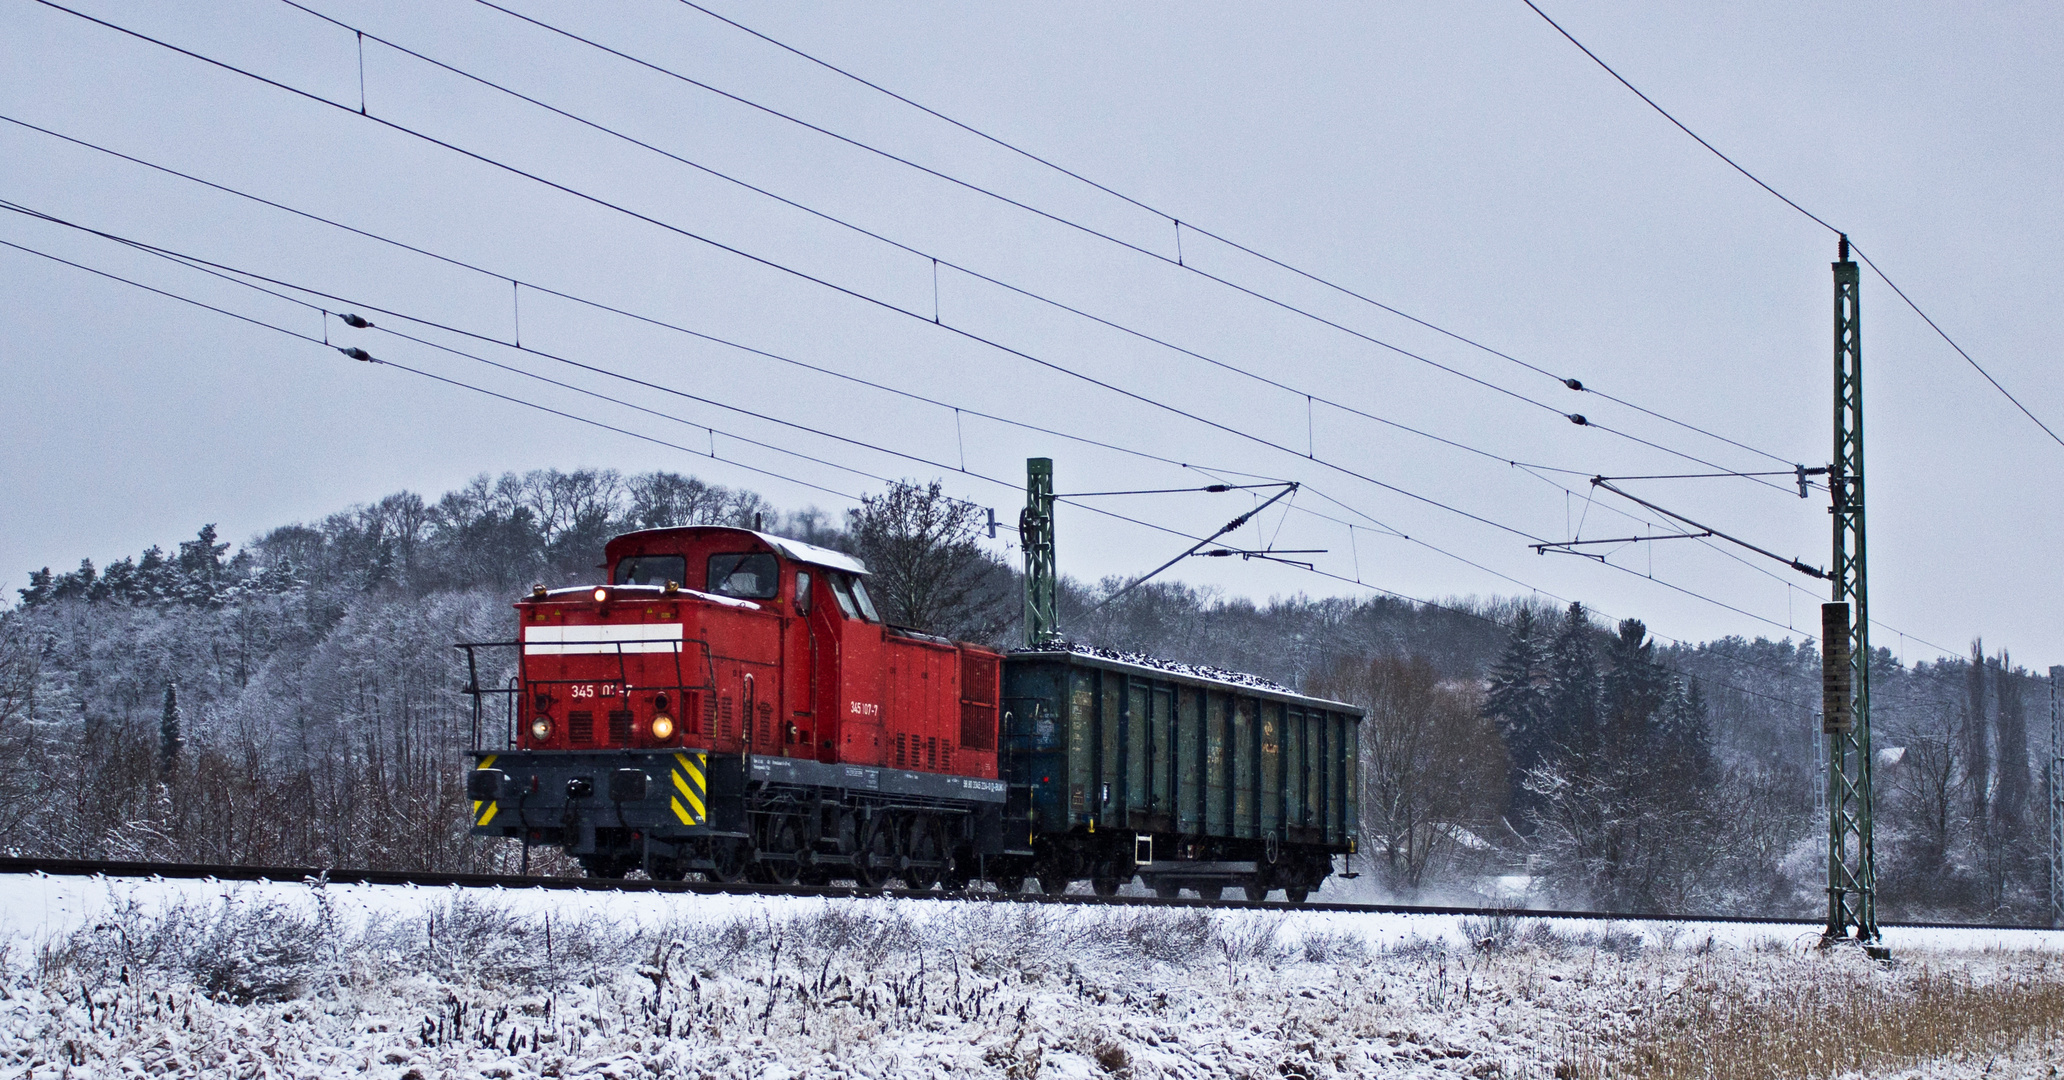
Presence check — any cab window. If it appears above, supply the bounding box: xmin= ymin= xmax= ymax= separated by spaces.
xmin=794 ymin=570 xmax=812 ymax=614
xmin=613 ymin=555 xmax=685 ymax=587
xmin=828 ymin=573 xmax=860 ymax=619
xmin=850 ymin=576 xmax=881 ymax=622
xmin=707 ymin=552 xmax=780 ymax=599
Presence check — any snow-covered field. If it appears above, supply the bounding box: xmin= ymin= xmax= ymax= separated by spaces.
xmin=1 ymin=872 xmax=2061 ymax=1078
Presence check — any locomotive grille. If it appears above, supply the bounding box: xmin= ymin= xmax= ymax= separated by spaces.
xmin=895 ymin=733 xmax=907 ymax=768
xmin=568 ymin=710 xmax=594 ymax=745
xmin=718 ymin=695 xmax=733 ymax=742
xmin=608 ymin=709 xmax=633 ymax=744
xmin=959 ymin=703 xmax=995 ymax=751
xmin=925 ymin=736 xmax=937 ymax=769
xmin=958 ymin=653 xmax=999 ymax=751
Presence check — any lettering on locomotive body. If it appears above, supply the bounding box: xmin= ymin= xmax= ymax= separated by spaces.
xmin=848 ymin=701 xmax=881 ymax=717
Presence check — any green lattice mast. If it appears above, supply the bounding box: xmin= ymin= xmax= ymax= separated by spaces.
xmin=1023 ymin=457 xmax=1058 ymax=647
xmin=1824 ymin=236 xmax=1880 ymax=948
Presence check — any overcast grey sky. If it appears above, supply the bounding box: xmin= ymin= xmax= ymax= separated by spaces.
xmin=2 ymin=1 xmax=2059 ymax=668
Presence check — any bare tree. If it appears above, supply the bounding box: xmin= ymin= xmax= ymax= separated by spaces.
xmin=848 ymin=481 xmax=1014 ymax=642
xmin=1309 ymin=653 xmax=1506 ymax=895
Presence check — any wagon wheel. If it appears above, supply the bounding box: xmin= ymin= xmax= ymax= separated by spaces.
xmin=941 ymin=849 xmax=975 ymax=892
xmin=852 ymin=819 xmax=898 ymax=890
xmin=758 ymin=817 xmax=805 ymax=886
xmin=902 ymin=818 xmax=943 ymax=891
xmin=704 ymin=839 xmax=750 ymax=884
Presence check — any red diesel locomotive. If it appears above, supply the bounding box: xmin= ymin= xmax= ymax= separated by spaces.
xmin=464 ymin=525 xmax=1009 ymax=884
xmin=464 ymin=521 xmax=1362 ymax=898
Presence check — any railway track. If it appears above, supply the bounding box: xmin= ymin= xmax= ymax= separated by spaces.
xmin=1 ymin=857 xmax=2052 ymax=934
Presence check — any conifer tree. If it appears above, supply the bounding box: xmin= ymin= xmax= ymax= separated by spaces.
xmin=1544 ymin=601 xmax=1601 ymax=768
xmin=1484 ymin=607 xmax=1550 ymax=827
xmin=159 ymin=683 xmax=183 ymax=772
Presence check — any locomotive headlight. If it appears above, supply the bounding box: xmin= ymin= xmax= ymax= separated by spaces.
xmin=650 ymin=714 xmax=675 ymax=740
xmin=593 ymin=587 xmax=608 ymax=603
xmin=530 ymin=717 xmax=553 ymax=741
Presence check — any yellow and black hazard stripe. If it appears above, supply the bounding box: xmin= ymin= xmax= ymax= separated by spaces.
xmin=471 ymin=755 xmax=500 ymax=827
xmin=669 ymin=751 xmax=708 ymax=826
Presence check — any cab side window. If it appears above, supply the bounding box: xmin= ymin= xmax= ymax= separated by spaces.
xmin=828 ymin=573 xmax=861 ymax=619
xmin=849 ymin=576 xmax=881 ymax=622
xmin=794 ymin=570 xmax=812 ymax=614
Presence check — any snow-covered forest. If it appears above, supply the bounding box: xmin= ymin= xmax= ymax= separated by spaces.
xmin=0 ymin=468 xmax=2051 ymax=923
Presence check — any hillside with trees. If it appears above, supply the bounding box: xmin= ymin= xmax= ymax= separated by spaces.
xmin=0 ymin=468 xmax=2050 ymax=922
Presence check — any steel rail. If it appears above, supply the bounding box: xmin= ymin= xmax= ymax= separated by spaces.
xmin=2 ymin=857 xmax=2054 ymax=933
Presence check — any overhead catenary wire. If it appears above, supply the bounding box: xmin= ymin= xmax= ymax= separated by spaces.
xmin=8 ymin=9 xmax=1578 ymax=552
xmin=663 ymin=0 xmax=1804 ymax=472
xmin=301 ymin=0 xmax=1809 ymax=493
xmin=0 ymin=121 xmax=1688 ymax=623
xmin=9 ymin=185 xmax=1738 ymax=639
xmin=0 ymin=109 xmax=1711 ymax=570
xmin=11 ymin=9 xmax=1985 ymax=674
xmin=263 ymin=0 xmax=1776 ymax=492
xmin=0 ymin=113 xmax=1210 ymax=481
xmin=1518 ymin=0 xmax=2064 ymax=454
xmin=0 ymin=140 xmax=1928 ymax=673
xmin=4 ymin=177 xmax=1964 ymax=685
xmin=3 ymin=211 xmax=1848 ymax=702
xmin=0 ymin=235 xmax=872 ymax=504
xmin=0 ymin=230 xmax=1836 ymax=711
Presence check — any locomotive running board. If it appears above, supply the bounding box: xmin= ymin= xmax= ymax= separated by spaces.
xmin=746 ymin=755 xmax=1007 ymax=804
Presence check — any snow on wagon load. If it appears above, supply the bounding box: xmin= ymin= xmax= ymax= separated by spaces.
xmin=460 ymin=459 xmax=1362 ymax=901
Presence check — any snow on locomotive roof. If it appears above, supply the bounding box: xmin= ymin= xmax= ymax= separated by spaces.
xmin=1011 ymin=642 xmax=1361 ymax=712
xmin=748 ymin=531 xmax=870 ymax=577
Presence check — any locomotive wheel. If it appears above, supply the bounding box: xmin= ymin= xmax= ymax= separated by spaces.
xmin=705 ymin=839 xmax=750 ymax=884
xmin=1285 ymin=887 xmax=1311 ymax=904
xmin=1091 ymin=877 xmax=1121 ymax=897
xmin=1241 ymin=880 xmax=1270 ymax=902
xmin=578 ymin=855 xmax=629 ymax=879
xmin=1197 ymin=884 xmax=1225 ymax=901
xmin=852 ymin=821 xmax=897 ymax=889
xmin=759 ymin=818 xmax=804 ymax=886
xmin=1152 ymin=881 xmax=1183 ymax=900
xmin=902 ymin=818 xmax=942 ymax=891
xmin=993 ymin=874 xmax=1026 ymax=894
xmin=1038 ymin=873 xmax=1071 ymax=897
